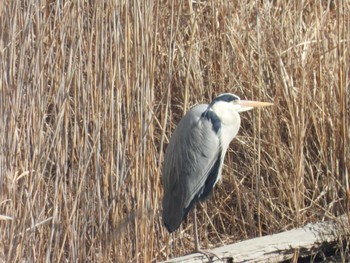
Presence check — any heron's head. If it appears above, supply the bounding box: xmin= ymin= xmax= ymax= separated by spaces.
xmin=206 ymin=93 xmax=273 ymax=147
xmin=211 ymin=93 xmax=273 ymax=113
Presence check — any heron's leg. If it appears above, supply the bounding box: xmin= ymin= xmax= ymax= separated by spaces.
xmin=192 ymin=206 xmax=200 ymax=251
xmin=192 ymin=206 xmax=222 ymax=262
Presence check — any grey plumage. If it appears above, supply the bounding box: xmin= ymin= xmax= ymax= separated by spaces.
xmin=162 ymin=105 xmax=220 ymax=232
xmin=162 ymin=93 xmax=272 ymax=234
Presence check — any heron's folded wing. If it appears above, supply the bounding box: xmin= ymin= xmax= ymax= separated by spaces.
xmin=162 ymin=105 xmax=221 ymax=232
xmin=180 ymin=114 xmax=221 ymax=207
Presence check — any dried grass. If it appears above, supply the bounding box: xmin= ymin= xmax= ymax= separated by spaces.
xmin=0 ymin=0 xmax=349 ymax=262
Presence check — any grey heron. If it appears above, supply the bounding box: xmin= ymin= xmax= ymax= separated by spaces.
xmin=162 ymin=93 xmax=273 ymax=255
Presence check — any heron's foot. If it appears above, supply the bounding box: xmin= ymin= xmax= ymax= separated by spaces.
xmin=193 ymin=248 xmax=222 ymax=262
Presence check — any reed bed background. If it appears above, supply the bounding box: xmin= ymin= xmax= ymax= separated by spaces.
xmin=0 ymin=0 xmax=349 ymax=262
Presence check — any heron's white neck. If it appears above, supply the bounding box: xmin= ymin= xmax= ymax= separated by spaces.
xmin=211 ymin=101 xmax=241 ymax=150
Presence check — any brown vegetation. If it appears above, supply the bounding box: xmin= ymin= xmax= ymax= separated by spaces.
xmin=0 ymin=0 xmax=349 ymax=262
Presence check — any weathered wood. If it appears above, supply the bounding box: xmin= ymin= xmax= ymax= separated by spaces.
xmin=162 ymin=214 xmax=349 ymax=263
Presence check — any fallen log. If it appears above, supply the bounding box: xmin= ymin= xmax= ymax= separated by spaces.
xmin=162 ymin=214 xmax=349 ymax=263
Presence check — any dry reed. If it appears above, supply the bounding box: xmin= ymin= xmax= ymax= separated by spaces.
xmin=0 ymin=0 xmax=349 ymax=262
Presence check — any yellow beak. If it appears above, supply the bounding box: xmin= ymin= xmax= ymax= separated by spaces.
xmin=237 ymin=100 xmax=274 ymax=112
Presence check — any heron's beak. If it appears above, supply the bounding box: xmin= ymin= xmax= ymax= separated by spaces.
xmin=237 ymin=100 xmax=274 ymax=112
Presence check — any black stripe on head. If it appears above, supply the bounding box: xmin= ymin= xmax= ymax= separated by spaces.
xmin=212 ymin=93 xmax=240 ymax=104
xmin=201 ymin=110 xmax=221 ymax=133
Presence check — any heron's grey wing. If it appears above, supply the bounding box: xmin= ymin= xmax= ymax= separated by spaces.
xmin=162 ymin=104 xmax=222 ymax=232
